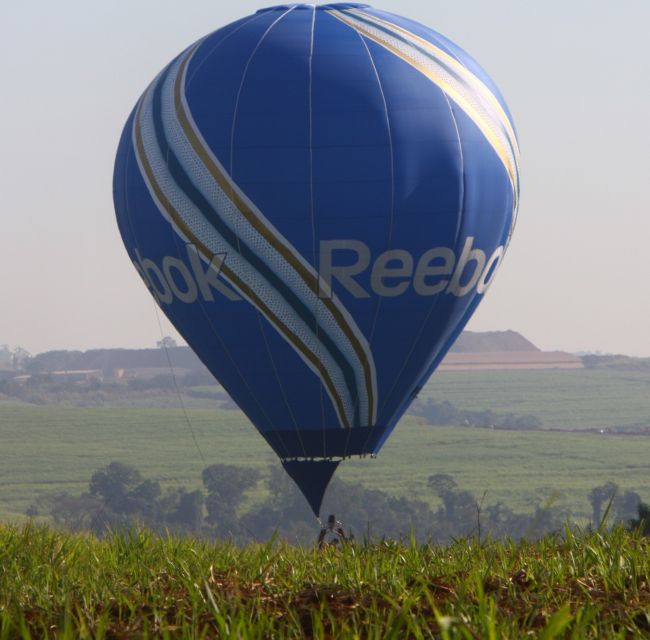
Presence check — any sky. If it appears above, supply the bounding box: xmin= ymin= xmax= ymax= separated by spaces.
xmin=1 ymin=1 xmax=649 ymax=357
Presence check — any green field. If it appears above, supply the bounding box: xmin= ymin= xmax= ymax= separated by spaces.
xmin=3 ymin=523 xmax=650 ymax=638
xmin=8 ymin=367 xmax=649 ymax=428
xmin=425 ymin=369 xmax=650 ymax=431
xmin=2 ymin=372 xmax=650 ymax=524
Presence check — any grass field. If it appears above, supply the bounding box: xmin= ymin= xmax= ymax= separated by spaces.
xmin=7 ymin=367 xmax=649 ymax=429
xmin=424 ymin=369 xmax=650 ymax=431
xmin=2 ymin=398 xmax=650 ymax=525
xmin=2 ymin=523 xmax=650 ymax=638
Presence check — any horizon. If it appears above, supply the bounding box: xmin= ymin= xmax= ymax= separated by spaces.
xmin=4 ymin=328 xmax=639 ymax=359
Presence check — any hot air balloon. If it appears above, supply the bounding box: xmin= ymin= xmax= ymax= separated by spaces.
xmin=113 ymin=3 xmax=520 ymax=517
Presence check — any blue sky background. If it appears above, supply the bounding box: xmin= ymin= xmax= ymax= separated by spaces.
xmin=1 ymin=1 xmax=648 ymax=356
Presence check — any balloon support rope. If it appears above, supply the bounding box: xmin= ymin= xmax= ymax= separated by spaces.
xmin=152 ymin=302 xmax=206 ymax=464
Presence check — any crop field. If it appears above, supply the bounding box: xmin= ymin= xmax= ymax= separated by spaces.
xmin=425 ymin=368 xmax=650 ymax=431
xmin=7 ymin=367 xmax=649 ymax=428
xmin=2 ymin=523 xmax=650 ymax=638
xmin=2 ymin=397 xmax=650 ymax=525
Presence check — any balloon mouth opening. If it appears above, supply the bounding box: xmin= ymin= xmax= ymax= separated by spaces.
xmin=261 ymin=425 xmax=390 ymax=459
xmin=280 ymin=455 xmax=377 ymax=462
xmin=256 ymin=3 xmax=371 ymax=13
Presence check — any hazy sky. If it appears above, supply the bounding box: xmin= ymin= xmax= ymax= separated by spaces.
xmin=1 ymin=1 xmax=648 ymax=356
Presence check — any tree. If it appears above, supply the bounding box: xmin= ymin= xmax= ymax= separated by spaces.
xmin=27 ymin=491 xmax=103 ymax=531
xmin=173 ymin=490 xmax=204 ymax=532
xmin=0 ymin=344 xmax=12 ymax=370
xmin=411 ymin=399 xmax=463 ymax=425
xmin=127 ymin=479 xmax=162 ymax=517
xmin=50 ymin=493 xmax=103 ymax=531
xmin=202 ymin=464 xmax=260 ymax=535
xmin=156 ymin=336 xmax=177 ymax=349
xmin=629 ymin=502 xmax=650 ymax=536
xmin=588 ymin=481 xmax=618 ymax=527
xmin=613 ymin=490 xmax=641 ymax=524
xmin=11 ymin=346 xmax=31 ymax=370
xmin=89 ymin=462 xmax=144 ymax=512
xmin=31 ymin=462 xmax=208 ymax=536
xmin=428 ymin=473 xmax=459 ymax=520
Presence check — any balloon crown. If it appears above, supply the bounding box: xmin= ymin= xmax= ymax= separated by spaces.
xmin=257 ymin=3 xmax=371 ymax=13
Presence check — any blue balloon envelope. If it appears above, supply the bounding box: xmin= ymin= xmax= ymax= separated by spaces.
xmin=113 ymin=3 xmax=520 ymax=516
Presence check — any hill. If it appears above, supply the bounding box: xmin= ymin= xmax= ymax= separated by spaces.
xmin=450 ymin=330 xmax=539 ymax=352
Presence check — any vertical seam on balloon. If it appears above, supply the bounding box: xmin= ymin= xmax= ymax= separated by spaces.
xmin=308 ymin=6 xmax=328 ymax=447
xmin=228 ymin=7 xmax=307 ymax=450
xmin=339 ymin=27 xmax=393 ymax=456
xmin=443 ymin=94 xmax=466 ymax=255
xmin=175 ymin=30 xmax=377 ymax=429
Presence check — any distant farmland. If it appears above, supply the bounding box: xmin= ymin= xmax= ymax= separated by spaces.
xmin=424 ymin=368 xmax=650 ymax=431
xmin=1 ymin=365 xmax=650 ymax=525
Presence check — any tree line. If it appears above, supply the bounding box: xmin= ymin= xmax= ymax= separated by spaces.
xmin=410 ymin=398 xmax=542 ymax=429
xmin=26 ymin=462 xmax=649 ymax=544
